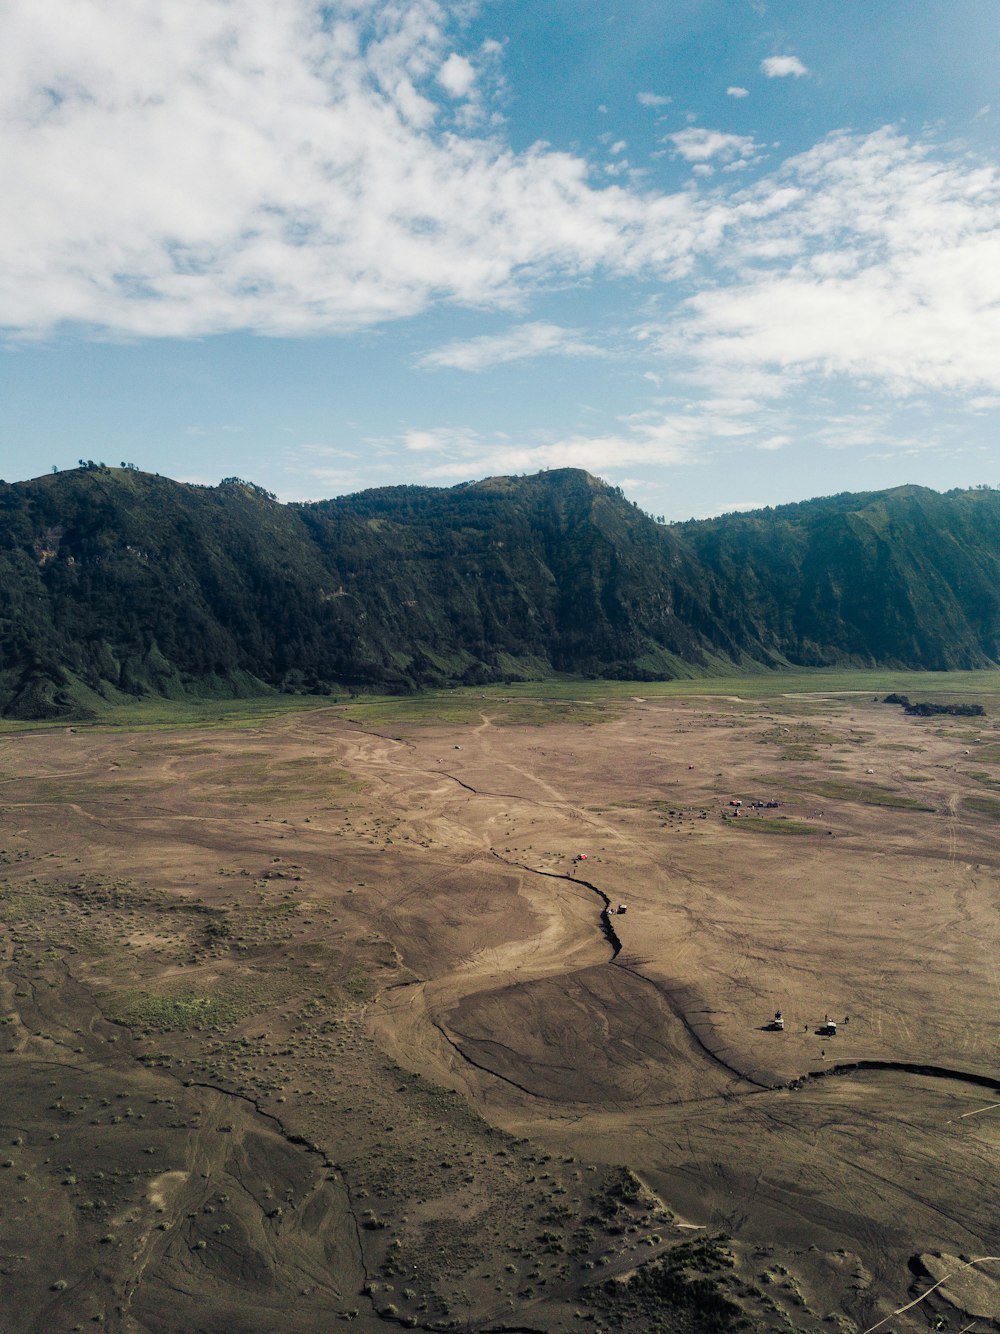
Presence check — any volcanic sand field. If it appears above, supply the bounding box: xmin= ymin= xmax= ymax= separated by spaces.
xmin=1 ymin=683 xmax=998 ymax=1333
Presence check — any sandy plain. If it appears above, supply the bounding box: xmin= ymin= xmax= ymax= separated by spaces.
xmin=0 ymin=687 xmax=997 ymax=1333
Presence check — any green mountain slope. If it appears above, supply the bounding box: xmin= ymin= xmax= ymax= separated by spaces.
xmin=0 ymin=467 xmax=996 ymax=718
xmin=677 ymin=485 xmax=1000 ymax=669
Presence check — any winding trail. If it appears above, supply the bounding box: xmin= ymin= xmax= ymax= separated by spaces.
xmin=7 ymin=696 xmax=1000 ymax=1333
xmin=357 ymin=711 xmax=998 ymax=1118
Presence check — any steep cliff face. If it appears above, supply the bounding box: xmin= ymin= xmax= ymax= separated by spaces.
xmin=0 ymin=467 xmax=996 ymax=717
xmin=676 ymin=485 xmax=1000 ymax=669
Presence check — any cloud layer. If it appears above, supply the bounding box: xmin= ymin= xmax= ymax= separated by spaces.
xmin=669 ymin=128 xmax=1000 ymax=398
xmin=4 ymin=0 xmax=1000 ymax=431
xmin=391 ymin=126 xmax=1000 ymax=487
xmin=0 ymin=0 xmax=704 ymax=338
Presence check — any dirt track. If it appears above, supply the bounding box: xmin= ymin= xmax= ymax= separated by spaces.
xmin=0 ymin=692 xmax=997 ymax=1331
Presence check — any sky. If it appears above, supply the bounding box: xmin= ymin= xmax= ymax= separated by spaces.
xmin=3 ymin=0 xmax=1000 ymax=519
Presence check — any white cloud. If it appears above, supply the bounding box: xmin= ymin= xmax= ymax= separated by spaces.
xmin=438 ymin=52 xmax=476 ymax=98
xmin=761 ymin=55 xmax=809 ymax=78
xmin=727 ymin=86 xmax=750 ymax=99
xmin=417 ymin=322 xmax=606 ymax=371
xmin=669 ymin=128 xmax=759 ymax=164
xmin=655 ymin=129 xmax=1000 ymax=403
xmin=0 ymin=0 xmax=706 ymax=339
xmin=637 ymin=91 xmax=671 ymax=108
xmin=5 ymin=1 xmax=1000 ymax=438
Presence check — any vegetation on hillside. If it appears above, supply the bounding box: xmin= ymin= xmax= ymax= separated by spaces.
xmin=1 ymin=466 xmax=998 ymax=718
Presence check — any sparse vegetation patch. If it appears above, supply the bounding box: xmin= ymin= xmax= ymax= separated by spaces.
xmin=964 ymin=795 xmax=1000 ymax=819
xmin=785 ymin=778 xmax=935 ymax=811
xmin=102 ymin=990 xmax=248 ymax=1032
xmin=584 ymin=1235 xmax=746 ymax=1332
xmin=728 ymin=817 xmax=826 ymax=835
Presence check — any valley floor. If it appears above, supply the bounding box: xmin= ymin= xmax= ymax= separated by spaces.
xmin=0 ymin=687 xmax=998 ymax=1332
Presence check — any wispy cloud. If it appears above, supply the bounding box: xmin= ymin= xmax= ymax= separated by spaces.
xmin=727 ymin=86 xmax=750 ymax=99
xmin=417 ymin=322 xmax=606 ymax=371
xmin=761 ymin=54 xmax=809 ymax=78
xmin=405 ymin=401 xmax=762 ymax=482
xmin=0 ymin=0 xmax=704 ymax=339
xmin=4 ymin=0 xmax=1000 ymax=439
xmin=637 ymin=91 xmax=671 ymax=108
xmin=403 ymin=426 xmax=481 ymax=453
xmin=655 ymin=129 xmax=1000 ymax=402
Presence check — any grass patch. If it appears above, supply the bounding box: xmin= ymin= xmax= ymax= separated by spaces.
xmin=103 ymin=989 xmax=250 ymax=1032
xmin=488 ymin=668 xmax=1000 ymax=702
xmin=786 ymin=779 xmax=935 ymax=811
xmin=729 ymin=817 xmax=826 ymax=835
xmin=6 ymin=667 xmax=999 ymax=734
xmin=493 ymin=698 xmax=620 ymax=727
xmin=343 ymin=693 xmax=618 ymax=728
xmin=964 ymin=795 xmax=1000 ymax=819
xmin=0 ymin=693 xmax=337 ymax=734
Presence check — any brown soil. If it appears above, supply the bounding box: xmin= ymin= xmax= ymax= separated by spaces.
xmin=0 ymin=693 xmax=997 ymax=1332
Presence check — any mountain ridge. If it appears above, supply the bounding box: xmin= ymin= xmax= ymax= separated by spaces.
xmin=1 ymin=465 xmax=997 ymax=718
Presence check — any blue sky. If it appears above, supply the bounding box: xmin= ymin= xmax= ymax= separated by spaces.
xmin=3 ymin=0 xmax=1000 ymax=518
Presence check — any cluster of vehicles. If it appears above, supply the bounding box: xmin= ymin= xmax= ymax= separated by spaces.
xmin=727 ymin=797 xmax=781 ymax=813
xmin=768 ymin=1011 xmax=843 ymax=1035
